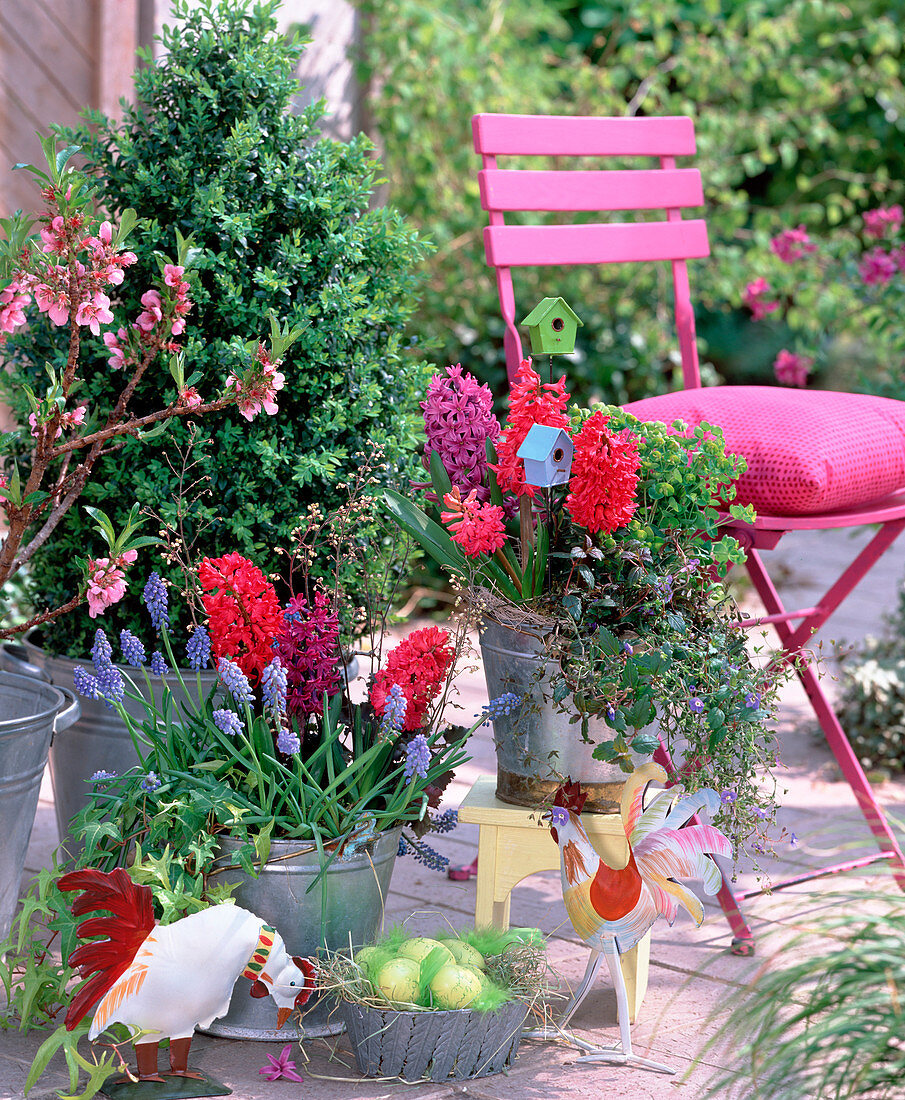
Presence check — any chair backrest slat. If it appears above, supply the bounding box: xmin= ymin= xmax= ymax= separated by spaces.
xmin=479 ymin=168 xmax=703 ymax=213
xmin=483 ymin=220 xmax=710 ymax=268
xmin=472 ymin=113 xmax=696 ymax=157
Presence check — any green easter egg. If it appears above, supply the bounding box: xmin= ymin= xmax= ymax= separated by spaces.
xmin=376 ymin=957 xmax=421 ymax=1006
xmin=429 ymin=964 xmax=484 ymax=1010
xmin=443 ymin=940 xmax=486 ymax=971
xmin=397 ymin=937 xmax=454 ymax=967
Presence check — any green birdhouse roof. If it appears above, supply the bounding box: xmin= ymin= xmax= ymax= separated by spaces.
xmin=520 ymin=297 xmax=583 ymax=327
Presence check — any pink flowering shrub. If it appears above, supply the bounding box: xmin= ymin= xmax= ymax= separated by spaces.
xmin=0 ymin=139 xmax=300 ymax=639
xmin=744 ymin=204 xmax=905 ymax=392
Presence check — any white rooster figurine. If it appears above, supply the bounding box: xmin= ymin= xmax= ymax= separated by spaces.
xmin=59 ymin=868 xmax=316 ymax=1084
xmin=541 ymin=762 xmax=733 ymax=1073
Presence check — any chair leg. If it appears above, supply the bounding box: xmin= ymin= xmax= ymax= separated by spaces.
xmin=743 ymin=548 xmax=905 ymax=892
xmin=653 ymin=741 xmax=754 ymax=950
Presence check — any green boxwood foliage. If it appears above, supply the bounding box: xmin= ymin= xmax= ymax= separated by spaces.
xmin=3 ymin=0 xmax=432 ymax=655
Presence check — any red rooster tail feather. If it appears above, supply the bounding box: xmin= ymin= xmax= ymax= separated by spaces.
xmin=58 ymin=868 xmax=155 ymax=1030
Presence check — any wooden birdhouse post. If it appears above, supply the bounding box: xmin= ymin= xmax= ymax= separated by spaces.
xmin=521 ymin=297 xmax=582 ymax=355
xmin=517 ymin=424 xmax=574 ymax=488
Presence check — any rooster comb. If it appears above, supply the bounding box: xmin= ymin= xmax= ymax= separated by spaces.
xmin=553 ymin=778 xmax=588 ymax=814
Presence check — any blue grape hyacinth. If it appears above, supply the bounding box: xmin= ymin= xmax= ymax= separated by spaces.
xmin=217 ymin=657 xmax=253 ymax=705
xmin=186 ymin=624 xmax=211 ymax=670
xmin=119 ymin=629 xmax=146 ymax=668
xmin=143 ymin=572 xmax=170 ymax=633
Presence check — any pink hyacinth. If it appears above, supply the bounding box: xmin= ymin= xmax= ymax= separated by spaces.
xmin=422 ymin=363 xmax=500 ymax=498
xmin=770 ymin=225 xmax=817 ymax=263
xmin=85 ymin=550 xmax=137 ymax=618
xmin=863 ymin=205 xmax=903 ymax=239
xmin=258 ymin=1044 xmax=304 ymax=1083
xmin=743 ymin=277 xmax=780 ymax=321
xmin=773 ymin=349 xmax=813 ymax=388
xmin=859 ymin=248 xmax=897 ymax=286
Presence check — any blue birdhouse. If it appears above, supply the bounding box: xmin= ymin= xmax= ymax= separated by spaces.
xmin=517 ymin=424 xmax=574 ymax=488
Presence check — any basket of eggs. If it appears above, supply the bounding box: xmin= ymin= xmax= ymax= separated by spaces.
xmin=320 ymin=925 xmax=546 ymax=1082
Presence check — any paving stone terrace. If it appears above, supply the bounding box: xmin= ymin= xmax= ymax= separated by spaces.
xmin=3 ymin=526 xmax=905 ymax=1099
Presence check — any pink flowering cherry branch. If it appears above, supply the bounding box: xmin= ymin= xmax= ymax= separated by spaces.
xmin=0 ymin=138 xmax=302 ymax=638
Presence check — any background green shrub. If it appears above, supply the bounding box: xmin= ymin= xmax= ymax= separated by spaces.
xmin=2 ymin=0 xmax=432 ymax=655
xmin=355 ymin=0 xmax=905 ymax=403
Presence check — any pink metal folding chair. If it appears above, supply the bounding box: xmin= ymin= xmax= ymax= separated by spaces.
xmin=473 ymin=112 xmax=905 ymax=919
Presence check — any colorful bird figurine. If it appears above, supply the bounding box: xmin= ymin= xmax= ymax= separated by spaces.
xmin=541 ymin=762 xmax=733 ymax=1073
xmin=58 ymin=868 xmax=316 ymax=1086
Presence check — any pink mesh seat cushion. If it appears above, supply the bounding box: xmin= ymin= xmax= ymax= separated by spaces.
xmin=623 ymin=386 xmax=905 ymax=516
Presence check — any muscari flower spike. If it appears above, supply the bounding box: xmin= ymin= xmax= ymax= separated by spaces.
xmin=481 ymin=692 xmax=520 ymax=725
xmin=261 ymin=657 xmax=288 ymax=714
xmin=217 ymin=657 xmax=254 ymax=705
xmin=403 ymin=733 xmax=431 ymax=781
xmin=213 ymin=708 xmax=244 ymax=737
xmin=186 ymin=624 xmax=211 ymax=670
xmin=143 ymin=571 xmax=170 ymax=633
xmin=379 ymin=683 xmax=407 ymax=739
xmin=276 ymin=727 xmax=301 ymax=755
xmin=91 ymin=628 xmax=114 ymax=672
xmin=120 ymin=629 xmax=146 ymax=668
xmin=150 ymin=650 xmax=169 ymax=677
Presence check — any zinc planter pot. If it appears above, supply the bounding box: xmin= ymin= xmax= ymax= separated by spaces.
xmin=0 ymin=670 xmax=79 ymax=943
xmin=480 ymin=617 xmax=647 ymax=813
xmin=341 ymin=998 xmax=528 ymax=1082
xmin=0 ymin=638 xmax=220 ymax=857
xmin=203 ymin=828 xmax=402 ymax=1041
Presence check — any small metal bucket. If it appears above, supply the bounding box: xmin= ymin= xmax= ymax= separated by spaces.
xmin=202 ymin=828 xmax=401 ymax=1040
xmin=1 ymin=640 xmax=219 ymax=858
xmin=480 ymin=617 xmax=639 ymax=813
xmin=0 ymin=670 xmax=79 ymax=942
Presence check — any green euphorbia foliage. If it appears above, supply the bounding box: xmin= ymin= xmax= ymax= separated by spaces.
xmin=1 ymin=0 xmax=432 ymax=655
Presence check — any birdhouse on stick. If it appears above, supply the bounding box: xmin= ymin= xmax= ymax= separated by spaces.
xmin=517 ymin=423 xmax=574 ymax=488
xmin=521 ymin=297 xmax=582 ymax=355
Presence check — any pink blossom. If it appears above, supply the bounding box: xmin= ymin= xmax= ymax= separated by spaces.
xmin=103 ymin=327 xmax=129 ymax=370
xmin=226 ymin=350 xmax=285 ymax=421
xmin=743 ymin=277 xmax=780 ymax=321
xmin=863 ymin=205 xmax=903 ymax=239
xmin=39 ymin=216 xmax=66 ymax=255
xmin=33 ymin=283 xmax=69 ymax=327
xmin=75 ymin=292 xmax=114 ymax=336
xmin=179 ymin=386 xmax=202 ymax=408
xmin=769 ymin=225 xmax=817 ymax=263
xmin=773 ymin=349 xmax=813 ymax=388
xmin=170 ymin=318 xmax=185 ymax=336
xmin=0 ymin=281 xmax=30 ymax=334
xmin=60 ymin=404 xmax=87 ymax=430
xmin=258 ymin=1044 xmax=304 ymax=1083
xmin=99 ymin=221 xmax=113 ymax=244
xmin=28 ymin=413 xmax=62 ymax=441
xmin=859 ymin=248 xmax=897 ymax=286
xmin=86 ymin=556 xmax=130 ymax=618
xmin=163 ymin=264 xmax=185 ymax=287
xmin=136 ymin=288 xmax=163 ymax=332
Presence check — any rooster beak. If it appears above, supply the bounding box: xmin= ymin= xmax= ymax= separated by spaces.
xmin=276 ymin=1006 xmax=292 ymax=1029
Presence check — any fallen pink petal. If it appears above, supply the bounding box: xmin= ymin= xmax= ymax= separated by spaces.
xmin=258 ymin=1044 xmax=304 ymax=1082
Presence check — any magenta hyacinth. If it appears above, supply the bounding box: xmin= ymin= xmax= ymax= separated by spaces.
xmin=422 ymin=364 xmax=500 ymax=498
xmin=274 ymin=590 xmax=341 ymax=718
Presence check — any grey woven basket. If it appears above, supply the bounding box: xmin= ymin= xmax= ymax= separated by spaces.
xmin=341 ymin=998 xmax=529 ymax=1082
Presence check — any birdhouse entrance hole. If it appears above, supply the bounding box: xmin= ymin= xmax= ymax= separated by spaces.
xmin=553 ymin=447 xmax=565 ymax=462
xmin=552 ymin=317 xmax=565 ymax=331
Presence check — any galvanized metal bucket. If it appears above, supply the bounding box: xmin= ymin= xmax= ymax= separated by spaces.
xmin=480 ymin=617 xmax=644 ymax=813
xmin=202 ymin=828 xmax=402 ymax=1040
xmin=1 ymin=639 xmax=220 ymax=858
xmin=341 ymin=998 xmax=528 ymax=1081
xmin=0 ymin=670 xmax=79 ymax=943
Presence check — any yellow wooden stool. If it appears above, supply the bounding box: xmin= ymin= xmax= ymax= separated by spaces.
xmin=457 ymin=775 xmax=650 ymax=1021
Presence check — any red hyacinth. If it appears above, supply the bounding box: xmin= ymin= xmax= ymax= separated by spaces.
xmin=565 ymin=411 xmax=640 ymax=534
xmin=492 ymin=359 xmax=571 ymax=499
xmin=199 ymin=552 xmax=284 ymax=683
xmin=370 ymin=626 xmax=454 ymax=731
